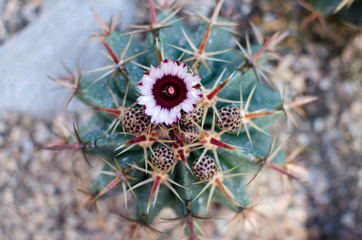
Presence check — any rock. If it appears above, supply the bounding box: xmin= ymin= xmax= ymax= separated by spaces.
xmin=0 ymin=0 xmax=135 ymax=120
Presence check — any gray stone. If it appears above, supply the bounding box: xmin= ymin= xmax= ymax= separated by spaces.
xmin=0 ymin=0 xmax=135 ymax=120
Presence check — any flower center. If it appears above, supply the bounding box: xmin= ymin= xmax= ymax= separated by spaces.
xmin=165 ymin=86 xmax=175 ymax=96
xmin=152 ymin=75 xmax=187 ymax=110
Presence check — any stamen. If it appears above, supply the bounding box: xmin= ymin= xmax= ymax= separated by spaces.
xmin=167 ymin=86 xmax=175 ymax=95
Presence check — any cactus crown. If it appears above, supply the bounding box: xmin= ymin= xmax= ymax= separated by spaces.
xmin=44 ymin=0 xmax=315 ymax=238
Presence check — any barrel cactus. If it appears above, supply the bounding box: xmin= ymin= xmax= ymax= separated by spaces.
xmin=42 ymin=0 xmax=315 ymax=238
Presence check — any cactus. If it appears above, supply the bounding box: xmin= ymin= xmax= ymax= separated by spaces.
xmin=42 ymin=0 xmax=316 ymax=238
xmin=298 ymin=0 xmax=362 ymax=28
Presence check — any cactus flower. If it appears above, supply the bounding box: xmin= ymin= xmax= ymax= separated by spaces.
xmin=137 ymin=59 xmax=202 ymax=125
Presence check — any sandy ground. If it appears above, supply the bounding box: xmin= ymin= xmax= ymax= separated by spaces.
xmin=0 ymin=0 xmax=361 ymax=239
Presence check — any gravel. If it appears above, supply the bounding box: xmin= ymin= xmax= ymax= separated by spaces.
xmin=0 ymin=0 xmax=42 ymax=44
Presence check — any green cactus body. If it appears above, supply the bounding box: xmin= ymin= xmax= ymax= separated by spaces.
xmin=44 ymin=1 xmax=313 ymax=238
xmin=301 ymin=0 xmax=362 ymax=26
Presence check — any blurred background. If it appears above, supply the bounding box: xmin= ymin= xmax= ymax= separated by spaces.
xmin=0 ymin=0 xmax=361 ymax=239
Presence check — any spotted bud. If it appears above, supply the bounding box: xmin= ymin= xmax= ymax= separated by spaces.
xmin=181 ymin=126 xmax=199 ymax=144
xmin=150 ymin=146 xmax=175 ymax=171
xmin=179 ymin=108 xmax=203 ymax=127
xmin=192 ymin=156 xmax=217 ymax=180
xmin=124 ymin=107 xmax=150 ymax=134
xmin=216 ymin=106 xmax=241 ymax=132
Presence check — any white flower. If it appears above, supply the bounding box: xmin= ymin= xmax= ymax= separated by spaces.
xmin=137 ymin=59 xmax=202 ymax=125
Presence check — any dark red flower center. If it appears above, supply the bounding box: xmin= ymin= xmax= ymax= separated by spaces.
xmin=152 ymin=75 xmax=187 ymax=110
